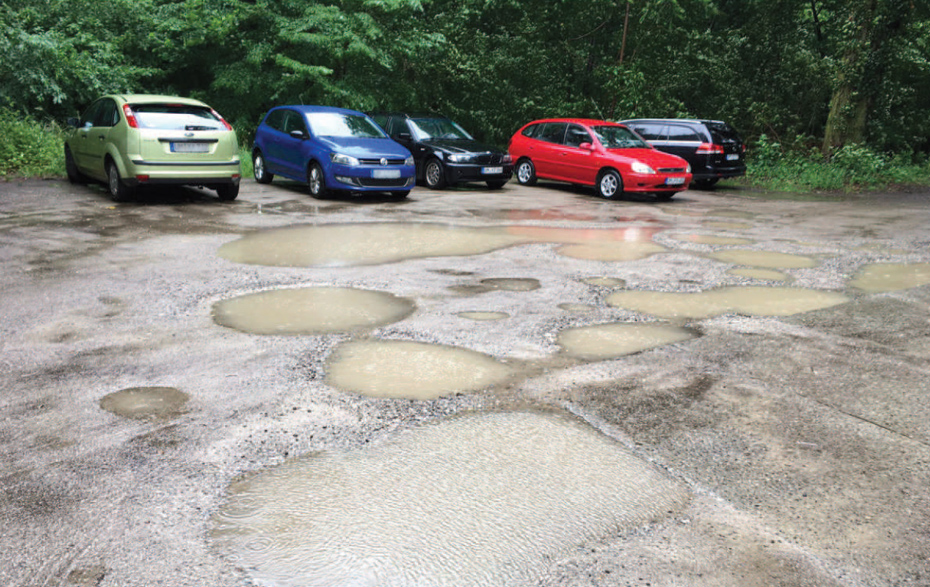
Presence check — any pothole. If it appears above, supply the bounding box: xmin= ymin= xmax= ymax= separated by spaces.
xmin=558 ymin=323 xmax=696 ymax=360
xmin=325 ymin=340 xmax=516 ymax=399
xmin=212 ymin=287 xmax=415 ymax=335
xmin=607 ymin=286 xmax=849 ymax=318
xmin=456 ymin=311 xmax=509 ymax=321
xmin=210 ymin=411 xmax=690 ymax=587
xmin=99 ymin=387 xmax=189 ymax=421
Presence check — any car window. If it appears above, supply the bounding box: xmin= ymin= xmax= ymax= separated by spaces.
xmin=666 ymin=125 xmax=702 ymax=142
xmin=388 ymin=118 xmax=412 ymax=137
xmin=409 ymin=118 xmax=472 ymax=140
xmin=307 ymin=112 xmax=387 ymax=138
xmin=629 ymin=124 xmax=666 ymax=141
xmin=265 ymin=110 xmax=285 ymax=132
xmin=564 ymin=124 xmax=592 ymax=148
xmin=521 ymin=123 xmax=540 ymax=138
xmin=94 ymin=99 xmax=119 ymax=127
xmin=370 ymin=114 xmax=389 ymax=131
xmin=705 ymin=122 xmax=742 ymax=143
xmin=537 ymin=122 xmax=567 ymax=144
xmin=591 ymin=125 xmax=651 ymax=149
xmin=130 ymin=104 xmax=226 ymax=131
xmin=79 ymin=101 xmax=103 ymax=128
xmin=283 ymin=110 xmax=307 ymax=135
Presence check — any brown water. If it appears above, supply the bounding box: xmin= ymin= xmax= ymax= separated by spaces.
xmin=210 ymin=411 xmax=690 ymax=587
xmin=607 ymin=286 xmax=849 ymax=318
xmin=671 ymin=234 xmax=752 ymax=246
xmin=99 ymin=387 xmax=189 ymax=421
xmin=456 ymin=311 xmax=509 ymax=321
xmin=710 ymin=249 xmax=818 ymax=269
xmin=849 ymin=262 xmax=930 ymax=293
xmin=557 ymin=323 xmax=696 ymax=360
xmin=728 ymin=267 xmax=791 ymax=282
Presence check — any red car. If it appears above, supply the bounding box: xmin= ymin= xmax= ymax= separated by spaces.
xmin=508 ymin=118 xmax=692 ymax=200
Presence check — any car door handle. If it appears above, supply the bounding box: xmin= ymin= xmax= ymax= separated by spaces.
xmin=98 ymin=136 xmax=105 ymax=141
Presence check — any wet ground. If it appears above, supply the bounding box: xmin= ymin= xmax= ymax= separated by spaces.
xmin=1 ymin=177 xmax=929 ymax=587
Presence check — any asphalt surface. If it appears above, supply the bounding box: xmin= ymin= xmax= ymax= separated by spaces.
xmin=1 ymin=177 xmax=929 ymax=587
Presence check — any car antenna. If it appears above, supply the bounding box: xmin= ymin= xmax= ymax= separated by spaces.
xmin=590 ymin=97 xmax=606 ymax=120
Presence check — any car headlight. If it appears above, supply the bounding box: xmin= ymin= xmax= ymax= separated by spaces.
xmin=330 ymin=153 xmax=360 ymax=166
xmin=404 ymin=155 xmax=414 ymax=166
xmin=501 ymin=154 xmax=513 ymax=164
xmin=686 ymin=163 xmax=692 ymax=173
xmin=447 ymin=154 xmax=472 ymax=163
xmin=631 ymin=161 xmax=655 ymax=174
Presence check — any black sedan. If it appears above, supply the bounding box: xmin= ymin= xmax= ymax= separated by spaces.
xmin=370 ymin=112 xmax=513 ymax=189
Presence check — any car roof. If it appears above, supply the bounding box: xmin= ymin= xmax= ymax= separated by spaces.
xmin=523 ymin=118 xmax=625 ymax=127
xmin=620 ymin=118 xmax=727 ymax=125
xmin=371 ymin=112 xmax=449 ymax=120
xmin=275 ymin=105 xmax=368 ymax=117
xmin=111 ymin=94 xmax=211 ymax=107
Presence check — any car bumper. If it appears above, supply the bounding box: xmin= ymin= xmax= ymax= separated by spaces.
xmin=693 ymin=164 xmax=746 ymax=181
xmin=330 ymin=164 xmax=416 ymax=192
xmin=445 ymin=163 xmax=514 ymax=184
xmin=126 ymin=159 xmax=242 ymax=186
xmin=625 ymin=172 xmax=693 ymax=192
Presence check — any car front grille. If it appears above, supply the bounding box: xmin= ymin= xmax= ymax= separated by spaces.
xmin=359 ymin=158 xmax=407 ymax=165
xmin=658 ymin=167 xmax=688 ymax=173
xmin=356 ymin=177 xmax=412 ymax=188
xmin=474 ymin=153 xmax=504 ymax=165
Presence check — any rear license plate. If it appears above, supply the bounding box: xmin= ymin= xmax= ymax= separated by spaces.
xmin=726 ymin=153 xmax=739 ymax=161
xmin=482 ymin=166 xmax=503 ymax=174
xmin=665 ymin=177 xmax=685 ymax=185
xmin=372 ymin=169 xmax=401 ymax=179
xmin=171 ymin=142 xmax=210 ymax=153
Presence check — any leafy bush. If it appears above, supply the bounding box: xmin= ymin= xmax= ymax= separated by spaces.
xmin=0 ymin=107 xmax=64 ymax=178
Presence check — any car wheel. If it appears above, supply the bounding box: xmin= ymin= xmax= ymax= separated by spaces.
xmin=106 ymin=160 xmax=134 ymax=202
xmin=515 ymin=158 xmax=537 ymax=185
xmin=253 ymin=150 xmax=273 ymax=184
xmin=486 ymin=180 xmax=507 ymax=189
xmin=64 ymin=146 xmax=87 ymax=184
xmin=424 ymin=159 xmax=447 ymax=189
xmin=596 ymin=169 xmax=623 ymax=199
xmin=307 ymin=162 xmax=329 ymax=199
xmin=216 ymin=183 xmax=239 ymax=201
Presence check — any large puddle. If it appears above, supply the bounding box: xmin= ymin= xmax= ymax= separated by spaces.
xmin=212 ymin=287 xmax=415 ymax=335
xmin=709 ymin=250 xmax=817 ymax=268
xmin=210 ymin=411 xmax=690 ymax=587
xmin=324 ymin=340 xmax=516 ymax=399
xmin=219 ymin=223 xmax=667 ymax=267
xmin=558 ymin=323 xmax=696 ymax=360
xmin=607 ymin=286 xmax=849 ymax=318
xmin=99 ymin=387 xmax=189 ymax=421
xmin=849 ymin=263 xmax=930 ymax=292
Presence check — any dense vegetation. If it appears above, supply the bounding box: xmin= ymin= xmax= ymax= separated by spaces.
xmin=2 ymin=0 xmax=929 ymax=190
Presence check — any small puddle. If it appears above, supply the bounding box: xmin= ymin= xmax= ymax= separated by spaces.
xmin=607 ymin=286 xmax=849 ymax=318
xmin=728 ymin=267 xmax=790 ymax=281
xmin=449 ymin=277 xmax=540 ymax=296
xmin=456 ymin=311 xmax=509 ymax=321
xmin=556 ymin=241 xmax=665 ymax=262
xmin=558 ymin=323 xmax=696 ymax=360
xmin=582 ymin=277 xmax=625 ymax=287
xmin=325 ymin=340 xmax=516 ymax=399
xmin=849 ymin=263 xmax=930 ymax=293
xmin=703 ymin=221 xmax=752 ymax=230
xmin=212 ymin=287 xmax=415 ymax=335
xmin=710 ymin=249 xmax=817 ymax=269
xmin=210 ymin=411 xmax=690 ymax=587
xmin=99 ymin=387 xmax=189 ymax=421
xmin=671 ymin=234 xmax=752 ymax=246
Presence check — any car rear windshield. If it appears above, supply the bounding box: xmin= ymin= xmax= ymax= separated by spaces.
xmin=131 ymin=104 xmax=226 ymax=131
xmin=705 ymin=122 xmax=742 ymax=144
xmin=410 ymin=118 xmax=472 ymax=140
xmin=308 ymin=113 xmax=386 ymax=138
xmin=592 ymin=126 xmax=650 ymax=149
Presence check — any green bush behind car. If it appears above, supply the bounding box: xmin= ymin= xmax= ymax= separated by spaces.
xmin=0 ymin=107 xmax=65 ymax=177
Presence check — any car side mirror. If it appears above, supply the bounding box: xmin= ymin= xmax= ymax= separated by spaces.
xmin=396 ymin=132 xmax=412 ymax=141
xmin=289 ymin=130 xmax=307 ymax=140
xmin=67 ymin=117 xmax=80 ymax=128
xmin=579 ymin=142 xmax=593 ymax=150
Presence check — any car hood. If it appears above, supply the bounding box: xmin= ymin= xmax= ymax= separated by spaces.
xmin=607 ymin=148 xmax=689 ymax=168
xmin=422 ymin=138 xmax=503 ymax=155
xmin=318 ymin=137 xmax=411 ymax=159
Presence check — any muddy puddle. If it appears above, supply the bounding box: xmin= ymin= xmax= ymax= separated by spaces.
xmin=324 ymin=340 xmax=516 ymax=399
xmin=710 ymin=250 xmax=817 ymax=269
xmin=456 ymin=311 xmax=509 ymax=321
xmin=210 ymin=411 xmax=690 ymax=587
xmin=728 ymin=268 xmax=791 ymax=281
xmin=449 ymin=277 xmax=540 ymax=295
xmin=558 ymin=323 xmax=696 ymax=360
xmin=607 ymin=286 xmax=849 ymax=319
xmin=703 ymin=220 xmax=753 ymax=230
xmin=99 ymin=387 xmax=189 ymax=421
xmin=849 ymin=262 xmax=930 ymax=293
xmin=671 ymin=234 xmax=752 ymax=246
xmin=212 ymin=287 xmax=415 ymax=335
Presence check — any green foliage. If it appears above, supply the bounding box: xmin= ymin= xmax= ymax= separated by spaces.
xmin=0 ymin=108 xmax=65 ymax=178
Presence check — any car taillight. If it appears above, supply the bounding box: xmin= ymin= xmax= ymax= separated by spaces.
xmin=123 ymin=104 xmax=139 ymax=128
xmin=211 ymin=109 xmax=233 ymax=131
xmin=696 ymin=142 xmax=724 ymax=155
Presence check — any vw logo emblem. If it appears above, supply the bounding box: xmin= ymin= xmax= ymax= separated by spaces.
xmin=184 ymin=132 xmax=194 ymax=137
xmin=380 ymin=158 xmax=388 ymax=166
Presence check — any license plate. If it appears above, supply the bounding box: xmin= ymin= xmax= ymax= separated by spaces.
xmin=665 ymin=177 xmax=685 ymax=185
xmin=171 ymin=142 xmax=210 ymax=153
xmin=482 ymin=166 xmax=503 ymax=174
xmin=372 ymin=169 xmax=400 ymax=179
xmin=726 ymin=153 xmax=739 ymax=161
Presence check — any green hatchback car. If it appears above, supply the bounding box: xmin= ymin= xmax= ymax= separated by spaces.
xmin=64 ymin=94 xmax=241 ymax=201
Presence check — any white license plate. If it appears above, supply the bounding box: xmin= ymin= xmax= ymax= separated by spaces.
xmin=482 ymin=166 xmax=503 ymax=174
xmin=171 ymin=142 xmax=210 ymax=153
xmin=372 ymin=169 xmax=401 ymax=179
xmin=665 ymin=177 xmax=685 ymax=185
xmin=726 ymin=153 xmax=739 ymax=161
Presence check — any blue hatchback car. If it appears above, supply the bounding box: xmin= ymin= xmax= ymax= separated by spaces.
xmin=252 ymin=105 xmax=415 ymax=199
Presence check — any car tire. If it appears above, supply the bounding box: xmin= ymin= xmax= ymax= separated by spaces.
xmin=253 ymin=150 xmax=273 ymax=184
xmin=424 ymin=159 xmax=447 ymax=189
xmin=216 ymin=183 xmax=239 ymax=201
xmin=307 ymin=162 xmax=329 ymax=199
xmin=596 ymin=169 xmax=623 ymax=199
xmin=64 ymin=146 xmax=87 ymax=184
xmin=486 ymin=180 xmax=507 ymax=189
xmin=515 ymin=158 xmax=537 ymax=186
xmin=106 ymin=160 xmax=134 ymax=202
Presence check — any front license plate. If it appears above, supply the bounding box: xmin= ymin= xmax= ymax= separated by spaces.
xmin=726 ymin=153 xmax=739 ymax=161
xmin=482 ymin=166 xmax=503 ymax=174
xmin=171 ymin=142 xmax=210 ymax=153
xmin=372 ymin=169 xmax=401 ymax=179
xmin=665 ymin=177 xmax=685 ymax=185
